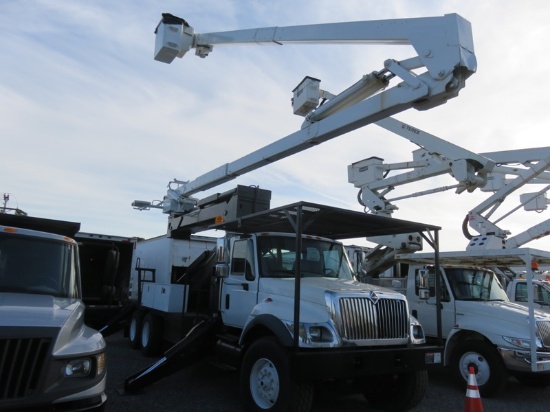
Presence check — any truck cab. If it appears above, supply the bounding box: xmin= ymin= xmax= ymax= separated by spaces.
xmin=507 ymin=276 xmax=550 ymax=313
xmin=0 ymin=222 xmax=107 ymax=411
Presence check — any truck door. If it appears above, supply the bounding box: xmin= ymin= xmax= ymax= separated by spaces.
xmin=221 ymin=238 xmax=258 ymax=328
xmin=409 ymin=267 xmax=456 ymax=338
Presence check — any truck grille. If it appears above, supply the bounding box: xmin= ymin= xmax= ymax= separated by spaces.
xmin=338 ymin=297 xmax=408 ymax=341
xmin=0 ymin=337 xmax=51 ymax=400
xmin=537 ymin=320 xmax=550 ymax=348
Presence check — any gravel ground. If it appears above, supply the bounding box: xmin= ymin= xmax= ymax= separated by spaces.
xmin=104 ymin=331 xmax=549 ymax=411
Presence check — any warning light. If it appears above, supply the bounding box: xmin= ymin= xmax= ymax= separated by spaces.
xmin=215 ymin=216 xmax=224 ymax=224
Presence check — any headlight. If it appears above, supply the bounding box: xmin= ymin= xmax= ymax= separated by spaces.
xmin=285 ymin=322 xmax=340 ymax=347
xmin=64 ymin=352 xmax=106 ymax=378
xmin=410 ymin=316 xmax=426 ymax=345
xmin=64 ymin=358 xmax=92 ymax=377
xmin=503 ymin=336 xmax=542 ymax=350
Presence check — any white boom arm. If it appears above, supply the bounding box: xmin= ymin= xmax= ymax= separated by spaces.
xmin=347 ymin=118 xmax=550 ymax=249
xmin=136 ymin=13 xmax=476 ymax=215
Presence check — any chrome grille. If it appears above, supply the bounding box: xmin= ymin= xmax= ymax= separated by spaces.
xmin=537 ymin=320 xmax=550 ymax=348
xmin=338 ymin=297 xmax=408 ymax=341
xmin=0 ymin=337 xmax=51 ymax=400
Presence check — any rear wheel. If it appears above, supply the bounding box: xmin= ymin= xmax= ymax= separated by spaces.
xmin=241 ymin=337 xmax=313 ymax=412
xmin=363 ymin=370 xmax=427 ymax=412
xmin=128 ymin=311 xmax=143 ymax=349
xmin=141 ymin=313 xmax=163 ymax=356
xmin=452 ymin=340 xmax=508 ymax=397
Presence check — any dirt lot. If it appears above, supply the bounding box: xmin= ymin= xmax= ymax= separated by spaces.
xmin=104 ymin=331 xmax=549 ymax=411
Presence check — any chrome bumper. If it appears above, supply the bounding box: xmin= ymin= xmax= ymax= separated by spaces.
xmin=498 ymin=347 xmax=550 ymax=373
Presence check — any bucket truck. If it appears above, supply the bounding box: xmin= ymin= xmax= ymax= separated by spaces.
xmin=115 ymin=12 xmax=479 ymax=412
xmin=346 ymin=118 xmax=550 ymax=396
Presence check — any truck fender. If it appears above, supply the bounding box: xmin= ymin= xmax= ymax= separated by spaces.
xmin=444 ymin=328 xmax=490 ymax=366
xmin=239 ymin=314 xmax=293 ymax=348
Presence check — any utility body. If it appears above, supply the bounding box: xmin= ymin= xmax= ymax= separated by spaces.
xmin=0 ymin=214 xmax=107 ymax=411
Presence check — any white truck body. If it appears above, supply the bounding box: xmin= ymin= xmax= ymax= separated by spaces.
xmin=0 ymin=222 xmax=107 ymax=411
xmin=122 ymin=200 xmax=444 ymax=412
xmin=363 ymin=247 xmax=550 ymax=397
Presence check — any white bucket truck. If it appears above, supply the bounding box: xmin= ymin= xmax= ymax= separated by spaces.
xmin=121 ymin=186 xmax=445 ymax=412
xmin=353 ymin=245 xmax=550 ymax=397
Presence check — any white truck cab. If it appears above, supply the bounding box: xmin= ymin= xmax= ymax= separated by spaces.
xmin=0 ymin=222 xmax=107 ymax=411
xmin=507 ymin=276 xmax=550 ymax=314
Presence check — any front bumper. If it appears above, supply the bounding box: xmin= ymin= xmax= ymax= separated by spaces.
xmin=291 ymin=344 xmax=443 ymax=381
xmin=498 ymin=347 xmax=550 ymax=373
xmin=1 ymin=374 xmax=107 ymax=412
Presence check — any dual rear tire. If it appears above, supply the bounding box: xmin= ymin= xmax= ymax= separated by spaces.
xmin=128 ymin=310 xmax=163 ymax=356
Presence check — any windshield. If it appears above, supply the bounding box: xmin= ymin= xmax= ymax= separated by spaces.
xmin=0 ymin=232 xmax=79 ymax=298
xmin=257 ymin=235 xmax=354 ymax=280
xmin=447 ymin=268 xmax=508 ymax=301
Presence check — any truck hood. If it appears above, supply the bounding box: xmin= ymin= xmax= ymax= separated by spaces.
xmin=455 ymin=299 xmax=550 ymax=327
xmin=0 ymin=292 xmax=82 ymax=329
xmin=259 ymin=277 xmax=405 ymax=306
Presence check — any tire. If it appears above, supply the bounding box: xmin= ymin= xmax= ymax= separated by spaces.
xmin=363 ymin=370 xmax=427 ymax=412
xmin=514 ymin=372 xmax=550 ymax=388
xmin=141 ymin=313 xmax=163 ymax=357
xmin=452 ymin=341 xmax=508 ymax=397
xmin=128 ymin=311 xmax=144 ymax=349
xmin=240 ymin=337 xmax=313 ymax=412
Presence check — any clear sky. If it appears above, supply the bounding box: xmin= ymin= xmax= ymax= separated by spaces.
xmin=2 ymin=0 xmax=550 ymax=252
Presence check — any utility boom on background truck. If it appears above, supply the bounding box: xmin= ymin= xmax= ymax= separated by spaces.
xmin=120 ymin=13 xmax=478 ymax=412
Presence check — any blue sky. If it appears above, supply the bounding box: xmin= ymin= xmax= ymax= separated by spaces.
xmin=2 ymin=0 xmax=550 ymax=252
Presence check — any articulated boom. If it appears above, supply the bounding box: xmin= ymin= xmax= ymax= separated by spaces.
xmin=347 ymin=118 xmax=550 ymax=249
xmin=134 ymin=13 xmax=476 ymax=218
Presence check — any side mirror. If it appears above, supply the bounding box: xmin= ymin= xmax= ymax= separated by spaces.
xmin=215 ymin=263 xmax=229 ymax=279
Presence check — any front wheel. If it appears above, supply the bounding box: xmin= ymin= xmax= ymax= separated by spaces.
xmin=452 ymin=341 xmax=508 ymax=397
xmin=363 ymin=370 xmax=427 ymax=412
xmin=240 ymin=337 xmax=313 ymax=412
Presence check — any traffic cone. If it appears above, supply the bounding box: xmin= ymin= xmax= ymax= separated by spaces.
xmin=464 ymin=366 xmax=483 ymax=412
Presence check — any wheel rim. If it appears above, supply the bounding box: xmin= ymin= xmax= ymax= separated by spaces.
xmin=142 ymin=320 xmax=150 ymax=347
xmin=129 ymin=318 xmax=137 ymax=341
xmin=459 ymin=351 xmax=490 ymax=385
xmin=249 ymin=357 xmax=280 ymax=409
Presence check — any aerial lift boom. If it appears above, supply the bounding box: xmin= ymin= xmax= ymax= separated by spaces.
xmin=134 ymin=13 xmax=476 ymax=219
xmin=347 ymin=117 xmax=550 ymax=249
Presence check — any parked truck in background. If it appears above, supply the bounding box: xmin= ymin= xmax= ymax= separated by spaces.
xmin=348 ymin=246 xmax=550 ymax=397
xmin=0 ymin=214 xmax=107 ymax=411
xmin=118 ymin=185 xmax=444 ymax=412
xmin=506 ymin=274 xmax=550 ymax=314
xmin=75 ymin=231 xmax=136 ymax=329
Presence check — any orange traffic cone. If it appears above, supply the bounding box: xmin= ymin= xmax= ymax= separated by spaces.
xmin=464 ymin=366 xmax=483 ymax=412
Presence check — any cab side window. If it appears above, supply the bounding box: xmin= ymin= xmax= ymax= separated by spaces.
xmin=231 ymin=239 xmax=255 ymax=281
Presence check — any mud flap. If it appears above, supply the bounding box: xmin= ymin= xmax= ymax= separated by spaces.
xmin=123 ymin=317 xmax=220 ymax=393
